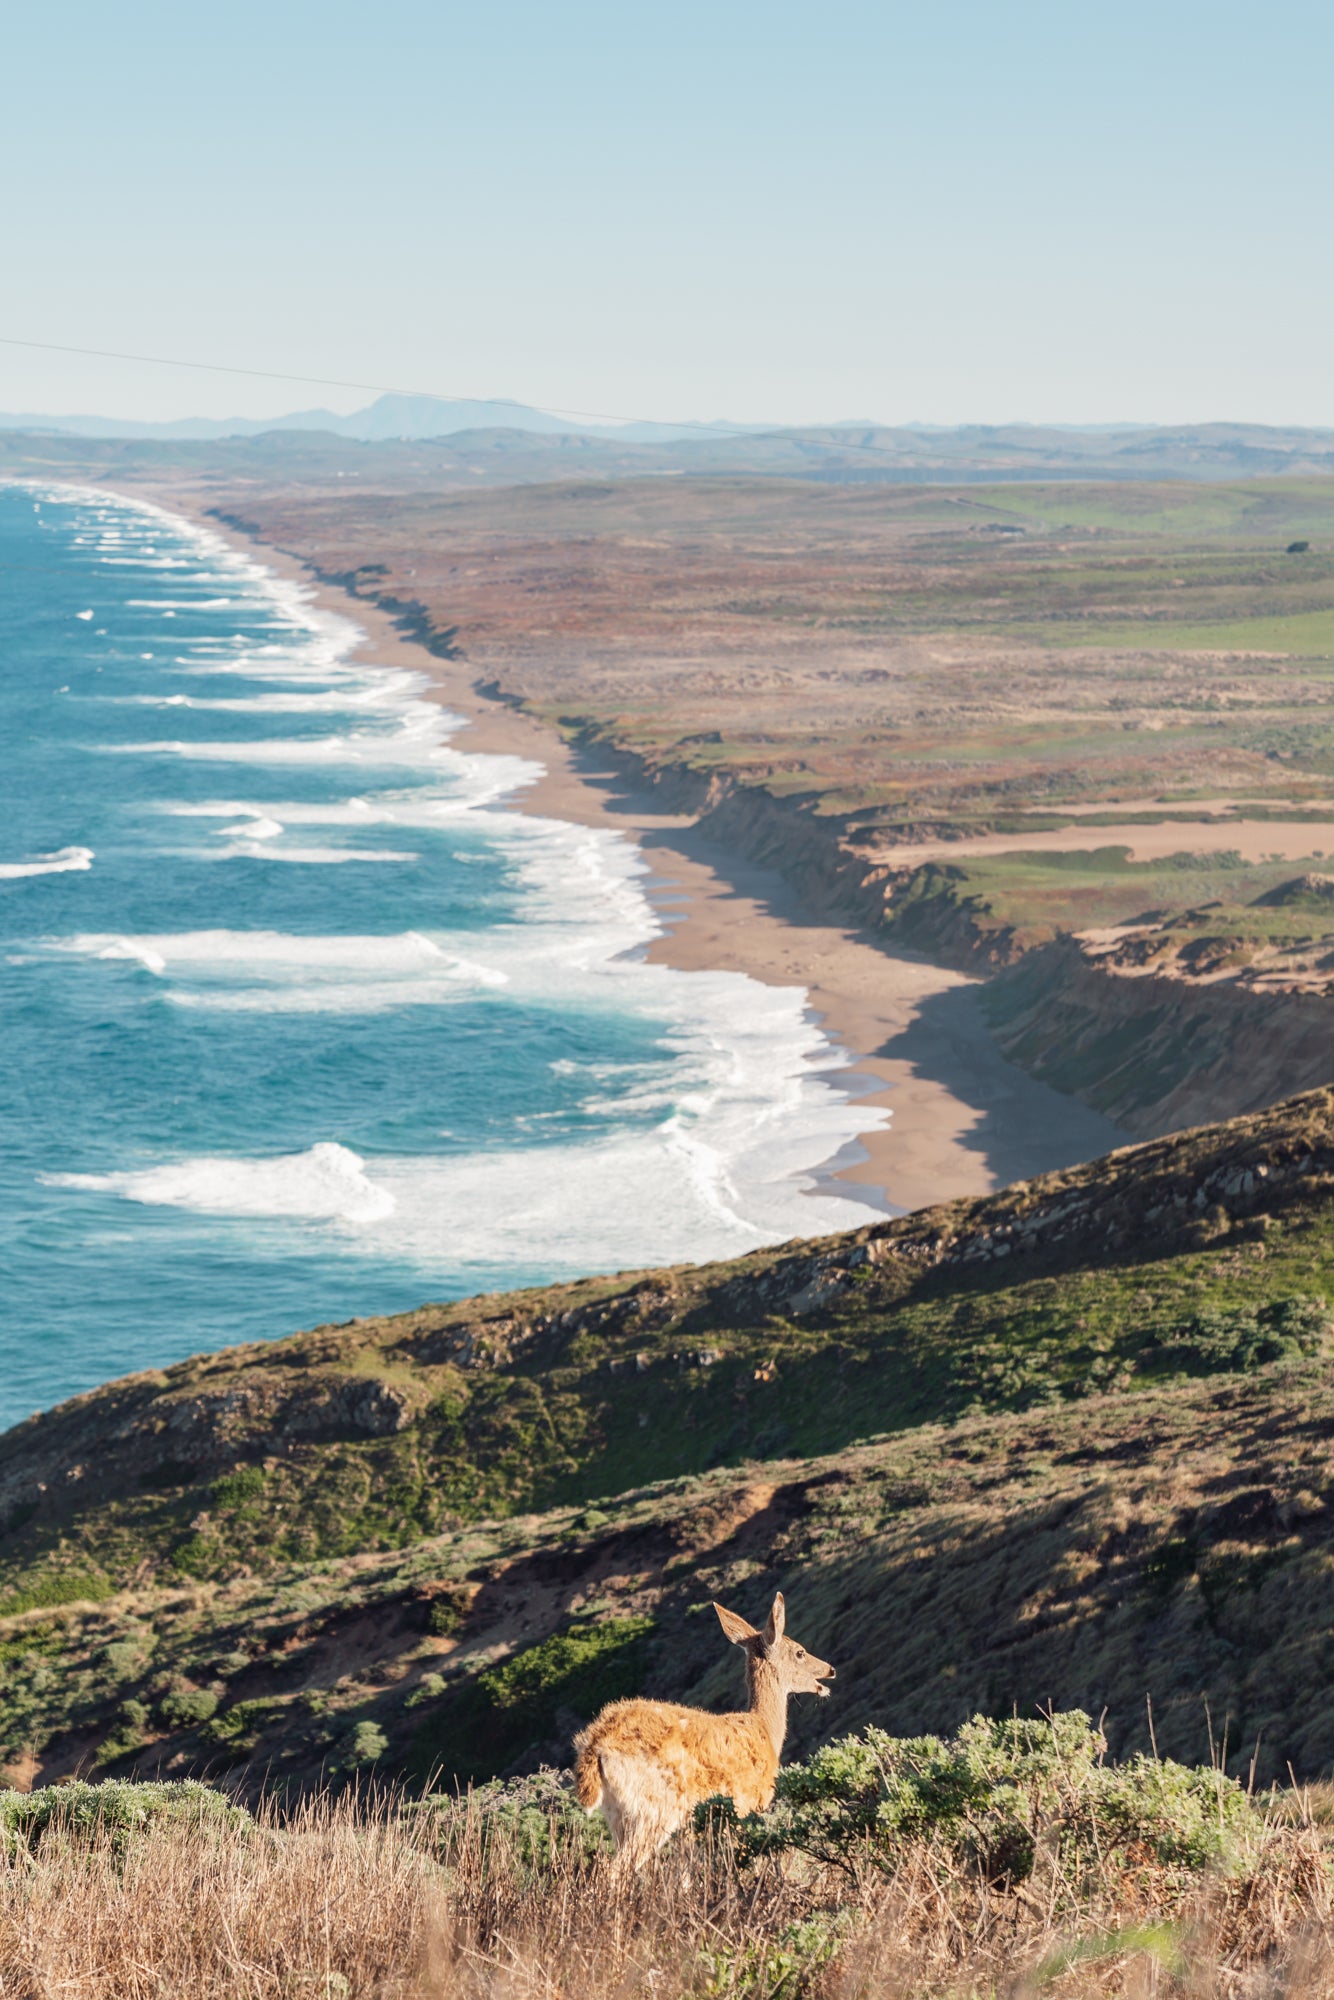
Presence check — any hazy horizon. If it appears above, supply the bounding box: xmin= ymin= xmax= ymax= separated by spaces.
xmin=3 ymin=391 xmax=1332 ymax=444
xmin=5 ymin=2 xmax=1332 ymax=430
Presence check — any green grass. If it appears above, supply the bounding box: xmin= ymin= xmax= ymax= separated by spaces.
xmin=964 ymin=479 xmax=1334 ymax=539
xmin=0 ymin=1572 xmax=114 ymax=1618
xmin=1020 ymin=606 xmax=1334 ymax=656
xmin=878 ymin=846 xmax=1330 ymax=957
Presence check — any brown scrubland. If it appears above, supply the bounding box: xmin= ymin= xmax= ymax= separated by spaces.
xmin=2 ymin=1774 xmax=1334 ymax=1999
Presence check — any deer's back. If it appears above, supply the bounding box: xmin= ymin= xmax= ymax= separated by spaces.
xmin=576 ymin=1697 xmax=779 ymax=1814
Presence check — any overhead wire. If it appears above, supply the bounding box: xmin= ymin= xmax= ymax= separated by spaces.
xmin=0 ymin=331 xmax=1050 ymax=470
xmin=0 ymin=335 xmax=761 ymax=439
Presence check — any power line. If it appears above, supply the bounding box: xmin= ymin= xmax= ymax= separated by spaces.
xmin=0 ymin=331 xmax=983 ymax=471
xmin=0 ymin=334 xmax=754 ymax=438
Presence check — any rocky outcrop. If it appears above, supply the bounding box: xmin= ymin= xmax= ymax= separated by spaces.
xmin=0 ymin=1367 xmax=415 ymax=1536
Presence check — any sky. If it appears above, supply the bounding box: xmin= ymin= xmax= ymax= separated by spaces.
xmin=4 ymin=0 xmax=1331 ymax=429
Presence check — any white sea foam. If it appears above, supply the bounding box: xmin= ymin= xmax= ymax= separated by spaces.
xmin=44 ymin=1141 xmax=395 ymax=1225
xmin=106 ymin=724 xmax=454 ymax=769
xmin=26 ymin=481 xmax=891 ymax=1271
xmin=89 ymin=938 xmax=168 ymax=975
xmin=207 ymin=842 xmax=420 ymax=866
xmin=116 ymin=684 xmax=411 ymax=713
xmin=53 ymin=1110 xmax=875 ymax=1264
xmin=50 ymin=929 xmax=506 ymax=1001
xmin=211 ymin=815 xmax=286 ymax=840
xmin=0 ymin=846 xmax=94 ymax=879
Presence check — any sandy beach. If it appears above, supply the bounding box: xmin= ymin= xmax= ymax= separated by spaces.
xmin=119 ymin=490 xmax=1126 ymax=1216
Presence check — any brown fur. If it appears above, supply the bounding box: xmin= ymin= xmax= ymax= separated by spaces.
xmin=572 ymin=1592 xmax=834 ymax=1862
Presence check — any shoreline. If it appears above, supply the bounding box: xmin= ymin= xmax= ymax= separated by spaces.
xmin=103 ymin=483 xmax=1126 ymax=1214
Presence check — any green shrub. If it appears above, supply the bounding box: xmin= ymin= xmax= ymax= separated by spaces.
xmin=406 ymin=1672 xmax=447 ymax=1709
xmin=160 ymin=1687 xmax=219 ymax=1729
xmin=212 ymin=1466 xmax=266 ymax=1510
xmin=212 ymin=1650 xmax=253 ymax=1678
xmin=93 ymin=1698 xmax=153 ymax=1767
xmin=168 ymin=1534 xmax=218 ymax=1579
xmin=425 ymin=1586 xmax=473 ymax=1638
xmin=699 ymin=1713 xmax=1263 ymax=1894
xmin=477 ymin=1616 xmax=653 ymax=1714
xmin=412 ymin=1616 xmax=654 ymax=1784
xmin=1151 ymin=1295 xmax=1330 ymax=1375
xmin=198 ymin=1698 xmax=286 ymax=1756
xmin=414 ymin=1766 xmax=610 ymax=1867
xmin=0 ymin=1572 xmax=112 ymax=1617
xmin=0 ymin=1779 xmax=250 ymax=1855
xmin=99 ymin=1639 xmax=150 ymax=1679
xmin=696 ymin=1912 xmax=854 ymax=1998
xmin=345 ymin=1720 xmax=389 ymax=1765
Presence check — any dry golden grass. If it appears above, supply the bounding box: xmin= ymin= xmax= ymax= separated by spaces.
xmin=1 ymin=1787 xmax=1333 ymax=2000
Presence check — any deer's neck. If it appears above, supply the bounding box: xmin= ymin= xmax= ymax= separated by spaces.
xmin=746 ymin=1656 xmax=788 ymax=1759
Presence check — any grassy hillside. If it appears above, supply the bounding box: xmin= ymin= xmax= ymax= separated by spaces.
xmin=6 ymin=1366 xmax=1334 ymax=1798
xmin=5 ymin=1087 xmax=1334 ymax=1607
xmin=4 ymin=1089 xmax=1334 ymax=1795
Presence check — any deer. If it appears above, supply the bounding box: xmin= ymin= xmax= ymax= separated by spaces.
xmin=573 ymin=1591 xmax=835 ymax=1864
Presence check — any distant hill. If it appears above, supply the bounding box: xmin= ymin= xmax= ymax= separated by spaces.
xmin=3 ymin=411 xmax=1334 ymax=480
xmin=0 ymin=392 xmax=764 ymax=446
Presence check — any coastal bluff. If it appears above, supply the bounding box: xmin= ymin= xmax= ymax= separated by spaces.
xmin=4 ymin=1088 xmax=1334 ymax=1794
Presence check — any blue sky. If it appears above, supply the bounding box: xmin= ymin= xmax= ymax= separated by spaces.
xmin=4 ymin=0 xmax=1331 ymax=427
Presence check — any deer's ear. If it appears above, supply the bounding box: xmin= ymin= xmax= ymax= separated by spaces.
xmin=762 ymin=1592 xmax=786 ymax=1652
xmin=713 ymin=1601 xmax=760 ymax=1646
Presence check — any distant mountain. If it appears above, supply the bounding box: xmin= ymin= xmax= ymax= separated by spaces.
xmin=0 ymin=393 xmax=766 ymax=445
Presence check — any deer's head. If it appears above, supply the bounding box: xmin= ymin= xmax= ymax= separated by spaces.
xmin=713 ymin=1592 xmax=836 ymax=1698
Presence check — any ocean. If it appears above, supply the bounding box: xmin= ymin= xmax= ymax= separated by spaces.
xmin=0 ymin=483 xmax=884 ymax=1430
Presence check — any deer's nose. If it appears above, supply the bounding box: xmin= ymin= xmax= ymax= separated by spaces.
xmin=824 ymin=1666 xmax=836 ymax=1679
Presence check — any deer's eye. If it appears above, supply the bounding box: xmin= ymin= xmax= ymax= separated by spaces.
xmin=796 ymin=1648 xmax=805 ymax=1660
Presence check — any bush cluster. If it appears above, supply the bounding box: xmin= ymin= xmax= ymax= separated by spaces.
xmin=698 ymin=1711 xmax=1263 ymax=1895
xmin=413 ymin=1765 xmax=610 ymax=1867
xmin=1151 ymin=1295 xmax=1330 ymax=1375
xmin=0 ymin=1779 xmax=251 ymax=1855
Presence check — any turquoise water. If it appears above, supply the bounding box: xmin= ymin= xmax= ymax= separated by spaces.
xmin=0 ymin=484 xmax=882 ymax=1429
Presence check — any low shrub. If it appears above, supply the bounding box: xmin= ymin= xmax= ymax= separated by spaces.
xmin=212 ymin=1466 xmax=266 ymax=1510
xmin=410 ymin=1614 xmax=654 ymax=1783
xmin=696 ymin=1911 xmax=854 ymax=1998
xmin=699 ymin=1711 xmax=1265 ymax=1897
xmin=1151 ymin=1295 xmax=1330 ymax=1375
xmin=344 ymin=1720 xmax=389 ymax=1766
xmin=413 ymin=1765 xmax=611 ymax=1867
xmin=0 ymin=1779 xmax=251 ymax=1856
xmin=159 ymin=1687 xmax=219 ymax=1729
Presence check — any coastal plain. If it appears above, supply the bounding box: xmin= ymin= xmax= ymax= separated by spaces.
xmin=10 ymin=440 xmax=1334 ymax=1203
xmin=192 ymin=469 xmax=1334 ymax=1168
